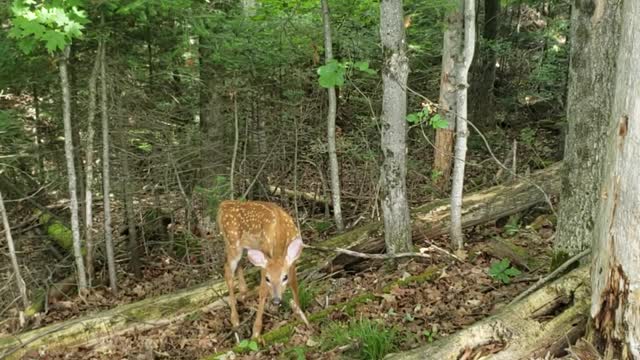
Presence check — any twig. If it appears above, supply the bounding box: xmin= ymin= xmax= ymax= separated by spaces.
xmin=509 ymin=248 xmax=591 ymax=306
xmin=303 ymin=244 xmax=431 ymax=260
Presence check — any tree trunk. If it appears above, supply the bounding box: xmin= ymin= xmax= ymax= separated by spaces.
xmin=84 ymin=43 xmax=101 ymax=286
xmin=0 ymin=191 xmax=29 ymax=309
xmin=469 ymin=0 xmax=499 ymax=127
xmin=198 ymin=37 xmax=224 ymax=182
xmin=588 ymin=1 xmax=640 ymax=357
xmin=379 ymin=0 xmax=411 ymax=254
xmin=385 ymin=265 xmax=590 ymax=360
xmin=432 ymin=8 xmax=462 ymax=190
xmin=553 ymin=0 xmax=621 ymax=258
xmin=0 ymin=163 xmax=561 ymax=359
xmin=100 ymin=38 xmax=118 ymax=293
xmin=59 ymin=46 xmax=87 ymax=292
xmin=118 ymin=103 xmax=141 ymax=278
xmin=321 ymin=0 xmax=344 ymax=232
xmin=450 ymin=0 xmax=476 ymax=250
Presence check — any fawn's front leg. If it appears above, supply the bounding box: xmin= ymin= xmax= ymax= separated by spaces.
xmin=252 ymin=272 xmax=269 ymax=339
xmin=288 ymin=265 xmax=310 ymax=326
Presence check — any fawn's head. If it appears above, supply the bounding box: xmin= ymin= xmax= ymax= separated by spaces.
xmin=246 ymin=236 xmax=303 ymax=305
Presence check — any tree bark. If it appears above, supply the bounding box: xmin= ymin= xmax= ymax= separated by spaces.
xmin=100 ymin=38 xmax=118 ymax=293
xmin=321 ymin=0 xmax=345 ymax=232
xmin=379 ymin=0 xmax=412 ymax=254
xmin=0 ymin=191 xmax=29 ymax=309
xmin=84 ymin=42 xmax=101 ymax=286
xmin=59 ymin=46 xmax=87 ymax=292
xmin=469 ymin=0 xmax=499 ymax=127
xmin=432 ymin=8 xmax=462 ymax=190
xmin=385 ymin=265 xmax=590 ymax=360
xmin=450 ymin=0 xmax=476 ymax=249
xmin=588 ymin=1 xmax=640 ymax=357
xmin=554 ymin=0 xmax=621 ymax=257
xmin=0 ymin=163 xmax=561 ymax=359
xmin=118 ymin=101 xmax=141 ymax=278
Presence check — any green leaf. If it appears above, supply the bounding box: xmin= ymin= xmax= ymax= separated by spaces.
xmin=430 ymin=114 xmax=449 ymax=129
xmin=42 ymin=30 xmax=66 ymax=53
xmin=504 ymin=267 xmax=521 ymax=276
xmin=406 ymin=113 xmax=421 ymax=123
xmin=248 ymin=341 xmax=259 ymax=351
xmin=317 ymin=60 xmax=345 ymax=88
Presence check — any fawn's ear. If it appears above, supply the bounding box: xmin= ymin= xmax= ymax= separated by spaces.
xmin=247 ymin=249 xmax=268 ymax=268
xmin=286 ymin=236 xmax=303 ymax=265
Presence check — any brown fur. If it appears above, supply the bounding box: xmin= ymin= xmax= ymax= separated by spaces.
xmin=217 ymin=200 xmax=303 ymax=339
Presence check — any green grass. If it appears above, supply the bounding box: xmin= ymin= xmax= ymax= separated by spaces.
xmin=319 ymin=318 xmax=397 ymax=360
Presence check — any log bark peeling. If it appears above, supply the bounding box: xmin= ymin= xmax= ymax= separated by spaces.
xmin=0 ymin=163 xmax=561 ymax=359
xmin=384 ymin=265 xmax=590 ymax=360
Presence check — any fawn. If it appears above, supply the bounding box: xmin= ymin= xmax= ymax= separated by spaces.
xmin=217 ymin=200 xmax=306 ymax=339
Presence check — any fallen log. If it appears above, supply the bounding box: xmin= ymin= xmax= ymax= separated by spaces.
xmin=0 ymin=163 xmax=562 ymax=359
xmin=268 ymin=185 xmax=328 ymax=204
xmin=384 ymin=265 xmax=589 ymax=360
xmin=327 ymin=162 xmax=562 ymax=272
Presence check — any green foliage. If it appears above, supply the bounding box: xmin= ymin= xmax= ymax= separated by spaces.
xmin=503 ymin=215 xmax=521 ymax=236
xmin=430 ymin=169 xmax=443 ymax=182
xmin=489 ymin=259 xmax=521 ymax=284
xmin=9 ymin=0 xmax=89 ymax=54
xmin=317 ymin=60 xmax=376 ymax=88
xmin=195 ymin=176 xmax=231 ymax=218
xmin=237 ymin=339 xmax=259 ymax=353
xmin=407 ymin=106 xmax=447 ymax=129
xmin=422 ymin=327 xmax=438 ymax=343
xmin=283 ymin=346 xmax=307 ymax=360
xmin=519 ymin=127 xmax=536 ymax=146
xmin=320 ymin=319 xmax=397 ymax=360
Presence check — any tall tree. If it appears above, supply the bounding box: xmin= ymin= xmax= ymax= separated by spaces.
xmin=432 ymin=5 xmax=463 ymax=189
xmin=84 ymin=42 xmax=101 ymax=286
xmin=450 ymin=0 xmax=476 ymax=249
xmin=60 ymin=46 xmax=88 ymax=291
xmin=100 ymin=37 xmax=118 ymax=293
xmin=321 ymin=0 xmax=344 ymax=232
xmin=554 ymin=0 xmax=620 ymax=259
xmin=379 ymin=0 xmax=411 ymax=254
xmin=588 ymin=1 xmax=639 ymax=357
xmin=0 ymin=191 xmax=29 ymax=309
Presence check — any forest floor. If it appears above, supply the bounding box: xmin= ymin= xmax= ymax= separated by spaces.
xmin=10 ymin=207 xmax=556 ymax=359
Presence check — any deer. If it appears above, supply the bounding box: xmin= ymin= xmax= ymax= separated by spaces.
xmin=216 ymin=200 xmax=308 ymax=340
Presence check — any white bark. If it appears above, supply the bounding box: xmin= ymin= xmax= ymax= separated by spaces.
xmin=59 ymin=46 xmax=87 ymax=291
xmin=321 ymin=0 xmax=344 ymax=232
xmin=590 ymin=0 xmax=640 ymax=357
xmin=449 ymin=0 xmax=476 ymax=250
xmin=380 ymin=0 xmax=411 ymax=253
xmin=84 ymin=43 xmax=101 ymax=286
xmin=0 ymin=191 xmax=29 ymax=309
xmin=100 ymin=39 xmax=118 ymax=293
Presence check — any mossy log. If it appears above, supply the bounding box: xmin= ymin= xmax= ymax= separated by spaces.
xmin=0 ymin=163 xmax=561 ymax=359
xmin=384 ymin=265 xmax=589 ymax=360
xmin=37 ymin=210 xmax=75 ymax=253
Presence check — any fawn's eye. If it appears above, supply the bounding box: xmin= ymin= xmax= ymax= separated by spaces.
xmin=282 ymin=275 xmax=288 ymax=282
xmin=265 ymin=276 xmax=271 ymax=283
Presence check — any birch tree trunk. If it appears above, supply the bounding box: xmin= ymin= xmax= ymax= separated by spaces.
xmin=553 ymin=0 xmax=621 ymax=258
xmin=321 ymin=0 xmax=344 ymax=232
xmin=379 ymin=0 xmax=411 ymax=254
xmin=450 ymin=0 xmax=476 ymax=250
xmin=100 ymin=39 xmax=118 ymax=293
xmin=84 ymin=43 xmax=101 ymax=286
xmin=432 ymin=8 xmax=462 ymax=190
xmin=0 ymin=191 xmax=29 ymax=309
xmin=59 ymin=46 xmax=87 ymax=291
xmin=589 ymin=1 xmax=640 ymax=357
